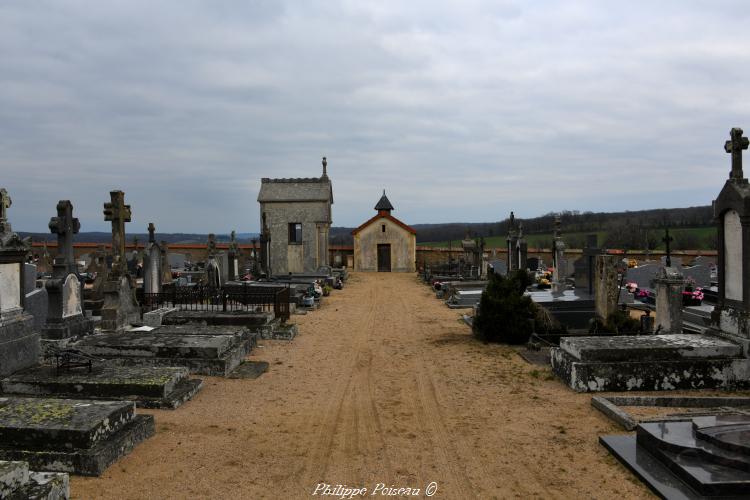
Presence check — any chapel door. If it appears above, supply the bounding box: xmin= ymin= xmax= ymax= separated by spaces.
xmin=377 ymin=244 xmax=391 ymax=272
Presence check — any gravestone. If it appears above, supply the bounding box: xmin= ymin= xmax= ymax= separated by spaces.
xmin=624 ymin=263 xmax=661 ymax=289
xmin=227 ymin=230 xmax=240 ymax=281
xmin=0 ymin=188 xmax=37 ymax=377
xmin=574 ymin=234 xmax=603 ymax=293
xmin=42 ymin=200 xmax=93 ymax=340
xmin=142 ymin=223 xmax=162 ymax=294
xmin=100 ymin=191 xmax=140 ymax=332
xmin=551 ymin=214 xmax=566 ymax=293
xmin=682 ymin=264 xmax=711 ymax=288
xmin=594 ymin=254 xmax=619 ymax=321
xmin=160 ymin=240 xmax=172 ymax=285
xmin=204 ymin=233 xmax=222 ymax=287
xmin=654 ymin=267 xmax=685 ymax=334
xmin=711 ymin=127 xmax=750 ymax=353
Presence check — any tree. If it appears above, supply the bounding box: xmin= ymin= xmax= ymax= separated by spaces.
xmin=474 ymin=270 xmax=536 ymax=344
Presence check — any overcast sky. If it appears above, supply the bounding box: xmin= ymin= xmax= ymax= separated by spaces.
xmin=1 ymin=1 xmax=749 ymax=234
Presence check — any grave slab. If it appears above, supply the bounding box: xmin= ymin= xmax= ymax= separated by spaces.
xmin=551 ymin=334 xmax=750 ymax=392
xmin=73 ymin=330 xmax=252 ymax=376
xmin=162 ymin=310 xmax=273 ymax=327
xmin=603 ymin=414 xmax=750 ymax=498
xmin=0 ymin=460 xmax=69 ymax=500
xmin=1 ymin=365 xmax=202 ymax=409
xmin=0 ymin=397 xmax=153 ymax=476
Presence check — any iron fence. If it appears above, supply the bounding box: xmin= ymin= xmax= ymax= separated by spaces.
xmin=140 ymin=285 xmax=290 ymax=322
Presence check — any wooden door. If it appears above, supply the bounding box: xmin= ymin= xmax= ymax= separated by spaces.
xmin=377 ymin=244 xmax=391 ymax=272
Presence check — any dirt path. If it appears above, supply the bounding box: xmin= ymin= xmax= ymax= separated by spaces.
xmin=72 ymin=273 xmax=652 ymax=499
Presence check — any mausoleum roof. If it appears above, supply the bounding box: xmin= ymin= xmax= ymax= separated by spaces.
xmin=352 ymin=212 xmax=416 ymax=236
xmin=374 ymin=191 xmax=394 ymax=211
xmin=257 ymin=176 xmax=333 ymax=204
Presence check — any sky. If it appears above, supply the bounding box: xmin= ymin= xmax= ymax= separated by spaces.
xmin=1 ymin=0 xmax=750 ymax=234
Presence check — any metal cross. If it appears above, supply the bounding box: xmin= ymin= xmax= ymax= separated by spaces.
xmin=103 ymin=190 xmax=131 ymax=275
xmin=725 ymin=127 xmax=749 ymax=181
xmin=48 ymin=200 xmax=80 ymax=270
xmin=662 ymin=228 xmax=674 ymax=267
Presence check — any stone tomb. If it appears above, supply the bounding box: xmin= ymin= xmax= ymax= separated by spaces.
xmin=0 ymin=397 xmax=153 ymax=476
xmin=602 ymin=414 xmax=750 ymax=497
xmin=72 ymin=325 xmax=254 ymax=376
xmin=551 ymin=334 xmax=750 ymax=392
xmin=0 ymin=460 xmax=69 ymax=499
xmin=1 ymin=364 xmax=202 ymax=410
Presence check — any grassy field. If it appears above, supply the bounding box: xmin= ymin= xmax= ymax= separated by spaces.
xmin=419 ymin=226 xmax=717 ymax=250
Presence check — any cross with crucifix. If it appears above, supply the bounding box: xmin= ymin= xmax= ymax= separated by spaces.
xmin=662 ymin=228 xmax=673 ymax=267
xmin=103 ymin=190 xmax=131 ymax=275
xmin=725 ymin=127 xmax=749 ymax=181
xmin=148 ymin=223 xmax=156 ymax=244
xmin=48 ymin=200 xmax=80 ymax=273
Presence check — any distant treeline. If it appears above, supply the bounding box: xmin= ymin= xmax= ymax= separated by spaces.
xmin=333 ymin=205 xmax=716 ymax=250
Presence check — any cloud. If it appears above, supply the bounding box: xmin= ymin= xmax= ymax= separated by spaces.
xmin=0 ymin=0 xmax=748 ymax=234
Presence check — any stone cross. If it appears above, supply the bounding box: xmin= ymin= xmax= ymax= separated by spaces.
xmin=148 ymin=223 xmax=156 ymax=244
xmin=207 ymin=233 xmax=217 ymax=257
xmin=0 ymin=188 xmax=11 ymax=224
xmin=103 ymin=190 xmax=131 ymax=275
xmin=322 ymin=157 xmax=328 ymax=178
xmin=662 ymin=228 xmax=673 ymax=268
xmin=725 ymin=127 xmax=749 ymax=181
xmin=553 ymin=214 xmax=561 ymax=239
xmin=48 ymin=200 xmax=80 ymax=270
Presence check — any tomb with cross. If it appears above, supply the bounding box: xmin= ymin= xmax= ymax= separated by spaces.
xmin=43 ymin=200 xmax=93 ymax=339
xmin=100 ymin=190 xmax=140 ymax=331
xmin=712 ymin=127 xmax=750 ymax=351
xmin=142 ymin=223 xmax=163 ymax=294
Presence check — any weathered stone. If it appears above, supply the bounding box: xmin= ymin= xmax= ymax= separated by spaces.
xmin=1 ymin=365 xmax=202 ymax=410
xmin=654 ymin=266 xmax=686 ymax=334
xmin=594 ymin=254 xmax=619 ymax=320
xmin=0 ymin=397 xmax=154 ymax=476
xmin=142 ymin=307 xmax=178 ymax=327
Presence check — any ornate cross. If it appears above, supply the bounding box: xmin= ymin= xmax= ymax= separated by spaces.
xmin=0 ymin=188 xmax=11 ymax=223
xmin=148 ymin=223 xmax=156 ymax=244
xmin=725 ymin=127 xmax=749 ymax=181
xmin=103 ymin=190 xmax=131 ymax=275
xmin=48 ymin=200 xmax=80 ymax=271
xmin=662 ymin=228 xmax=673 ymax=267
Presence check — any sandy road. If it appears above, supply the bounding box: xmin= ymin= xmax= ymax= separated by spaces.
xmin=72 ymin=272 xmax=652 ymax=499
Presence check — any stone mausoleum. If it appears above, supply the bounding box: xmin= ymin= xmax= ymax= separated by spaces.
xmin=257 ymin=158 xmax=333 ymax=275
xmin=352 ymin=191 xmax=416 ymax=272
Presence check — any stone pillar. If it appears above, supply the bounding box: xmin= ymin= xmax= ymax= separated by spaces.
xmin=655 ymin=267 xmax=686 ymax=334
xmin=594 ymin=254 xmax=619 ymax=321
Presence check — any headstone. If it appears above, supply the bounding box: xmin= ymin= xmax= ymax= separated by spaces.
xmin=574 ymin=234 xmax=603 ymax=293
xmin=654 ymin=267 xmax=686 ymax=334
xmin=100 ymin=191 xmax=140 ymax=331
xmin=624 ymin=263 xmax=661 ymax=289
xmin=682 ymin=264 xmax=711 ymax=288
xmin=22 ymin=264 xmax=36 ymax=295
xmin=0 ymin=188 xmax=38 ymax=376
xmin=594 ymin=254 xmax=619 ymax=320
xmin=227 ymin=230 xmax=240 ymax=281
xmin=711 ymin=127 xmax=750 ymax=353
xmin=204 ymin=233 xmax=222 ymax=287
xmin=160 ymin=240 xmax=172 ymax=285
xmin=42 ymin=201 xmax=93 ymax=340
xmin=142 ymin=223 xmax=162 ymax=294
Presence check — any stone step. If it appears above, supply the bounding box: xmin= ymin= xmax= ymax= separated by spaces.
xmin=73 ymin=332 xmax=242 ymax=360
xmin=0 ymin=397 xmax=153 ymax=476
xmin=1 ymin=365 xmax=202 ymax=409
xmin=0 ymin=397 xmax=135 ymax=450
xmin=560 ymin=334 xmax=742 ymax=363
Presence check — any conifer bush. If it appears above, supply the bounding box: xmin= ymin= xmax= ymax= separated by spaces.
xmin=474 ymin=270 xmax=536 ymax=344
